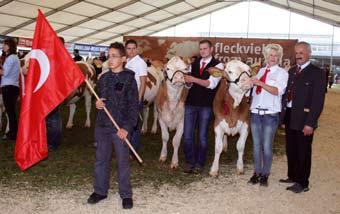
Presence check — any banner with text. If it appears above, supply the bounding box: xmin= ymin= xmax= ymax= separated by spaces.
xmin=124 ymin=36 xmax=297 ymax=68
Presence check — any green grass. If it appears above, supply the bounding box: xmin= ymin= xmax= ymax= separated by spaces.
xmin=0 ymin=99 xmax=286 ymax=192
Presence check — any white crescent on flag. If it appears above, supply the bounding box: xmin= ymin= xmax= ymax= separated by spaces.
xmin=27 ymin=49 xmax=51 ymax=93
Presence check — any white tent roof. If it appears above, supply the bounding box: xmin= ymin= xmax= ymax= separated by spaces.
xmin=0 ymin=0 xmax=339 ymax=45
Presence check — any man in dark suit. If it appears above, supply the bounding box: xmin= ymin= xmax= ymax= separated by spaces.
xmin=280 ymin=41 xmax=326 ymax=193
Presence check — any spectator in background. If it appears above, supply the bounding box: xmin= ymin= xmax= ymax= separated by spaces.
xmin=73 ymin=49 xmax=83 ymax=62
xmin=92 ymin=57 xmax=103 ymax=77
xmin=328 ymin=71 xmax=334 ymax=89
xmin=334 ymin=73 xmax=338 ymax=85
xmin=324 ymin=66 xmax=329 ymax=92
xmin=0 ymin=38 xmax=20 ymax=141
xmin=99 ymin=51 xmax=107 ymax=62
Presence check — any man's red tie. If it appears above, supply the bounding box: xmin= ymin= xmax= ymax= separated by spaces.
xmin=200 ymin=62 xmax=206 ymax=76
xmin=255 ymin=67 xmax=270 ymax=94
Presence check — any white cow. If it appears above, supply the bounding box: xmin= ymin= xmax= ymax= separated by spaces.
xmin=156 ymin=56 xmax=189 ymax=169
xmin=209 ymin=60 xmax=253 ymax=177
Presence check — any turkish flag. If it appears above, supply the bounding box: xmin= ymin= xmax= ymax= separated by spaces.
xmin=15 ymin=10 xmax=85 ymax=171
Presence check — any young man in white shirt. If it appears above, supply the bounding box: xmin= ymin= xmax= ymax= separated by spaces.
xmin=183 ymin=39 xmax=224 ymax=173
xmin=125 ymin=39 xmax=147 ymax=152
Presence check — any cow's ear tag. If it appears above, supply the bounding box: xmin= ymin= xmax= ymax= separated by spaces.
xmin=211 ymin=72 xmax=222 ymax=78
xmin=208 ymin=67 xmax=223 ymax=77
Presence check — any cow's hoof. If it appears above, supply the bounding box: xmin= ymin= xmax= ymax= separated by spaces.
xmin=236 ymin=169 xmax=244 ymax=175
xmin=170 ymin=163 xmax=178 ymax=170
xmin=159 ymin=156 xmax=167 ymax=163
xmin=66 ymin=124 xmax=73 ymax=129
xmin=151 ymin=128 xmax=157 ymax=134
xmin=141 ymin=129 xmax=147 ymax=134
xmin=209 ymin=171 xmax=218 ymax=177
xmin=84 ymin=124 xmax=91 ymax=128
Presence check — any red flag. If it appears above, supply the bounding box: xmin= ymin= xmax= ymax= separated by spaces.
xmin=15 ymin=10 xmax=85 ymax=171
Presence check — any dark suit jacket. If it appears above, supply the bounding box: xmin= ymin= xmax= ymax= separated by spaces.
xmin=280 ymin=63 xmax=326 ymax=130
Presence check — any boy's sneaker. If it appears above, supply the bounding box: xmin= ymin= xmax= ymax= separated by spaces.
xmin=87 ymin=192 xmax=107 ymax=204
xmin=248 ymin=173 xmax=261 ymax=184
xmin=122 ymin=198 xmax=133 ymax=209
xmin=260 ymin=174 xmax=269 ymax=187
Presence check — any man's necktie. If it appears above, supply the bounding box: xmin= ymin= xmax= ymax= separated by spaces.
xmin=287 ymin=66 xmax=301 ymax=102
xmin=255 ymin=67 xmax=270 ymax=94
xmin=199 ymin=62 xmax=206 ymax=76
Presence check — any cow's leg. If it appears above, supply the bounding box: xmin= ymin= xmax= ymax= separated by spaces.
xmin=0 ymin=106 xmax=3 ymax=130
xmin=66 ymin=103 xmax=76 ymax=129
xmin=5 ymin=114 xmax=9 ymax=134
xmin=209 ymin=124 xmax=224 ymax=177
xmin=151 ymin=102 xmax=158 ymax=134
xmin=236 ymin=123 xmax=249 ymax=175
xmin=222 ymin=134 xmax=228 ymax=152
xmin=159 ymin=118 xmax=169 ymax=163
xmin=141 ymin=105 xmax=149 ymax=134
xmin=170 ymin=121 xmax=183 ymax=169
xmin=84 ymin=90 xmax=92 ymax=128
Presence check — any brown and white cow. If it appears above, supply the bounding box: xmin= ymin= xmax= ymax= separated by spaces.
xmin=65 ymin=61 xmax=96 ymax=128
xmin=141 ymin=60 xmax=164 ymax=134
xmin=21 ymin=53 xmax=96 ymax=128
xmin=156 ymin=56 xmax=189 ymax=169
xmin=209 ymin=60 xmax=253 ymax=177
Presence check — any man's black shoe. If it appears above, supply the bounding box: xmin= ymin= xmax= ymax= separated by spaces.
xmin=193 ymin=166 xmax=204 ymax=174
xmin=286 ymin=183 xmax=309 ymax=193
xmin=122 ymin=198 xmax=133 ymax=209
xmin=259 ymin=174 xmax=269 ymax=187
xmin=87 ymin=192 xmax=107 ymax=204
xmin=183 ymin=165 xmax=194 ymax=174
xmin=279 ymin=178 xmax=294 ymax=183
xmin=248 ymin=173 xmax=261 ymax=185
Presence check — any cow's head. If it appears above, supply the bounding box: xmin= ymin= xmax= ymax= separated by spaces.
xmin=224 ymin=60 xmax=252 ymax=108
xmin=225 ymin=60 xmax=252 ymax=91
xmin=164 ymin=56 xmax=189 ymax=86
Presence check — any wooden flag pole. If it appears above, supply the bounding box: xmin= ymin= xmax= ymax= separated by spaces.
xmin=85 ymin=79 xmax=143 ymax=164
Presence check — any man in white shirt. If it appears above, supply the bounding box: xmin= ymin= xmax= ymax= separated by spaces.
xmin=125 ymin=39 xmax=147 ymax=152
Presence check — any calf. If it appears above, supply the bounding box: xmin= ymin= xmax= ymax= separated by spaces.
xmin=209 ymin=60 xmax=253 ymax=177
xmin=156 ymin=56 xmax=189 ymax=169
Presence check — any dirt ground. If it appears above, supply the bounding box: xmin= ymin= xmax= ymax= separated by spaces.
xmin=1 ymin=88 xmax=339 ymax=214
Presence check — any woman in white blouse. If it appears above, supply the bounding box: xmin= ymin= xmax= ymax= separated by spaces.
xmin=248 ymin=44 xmax=288 ymax=186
